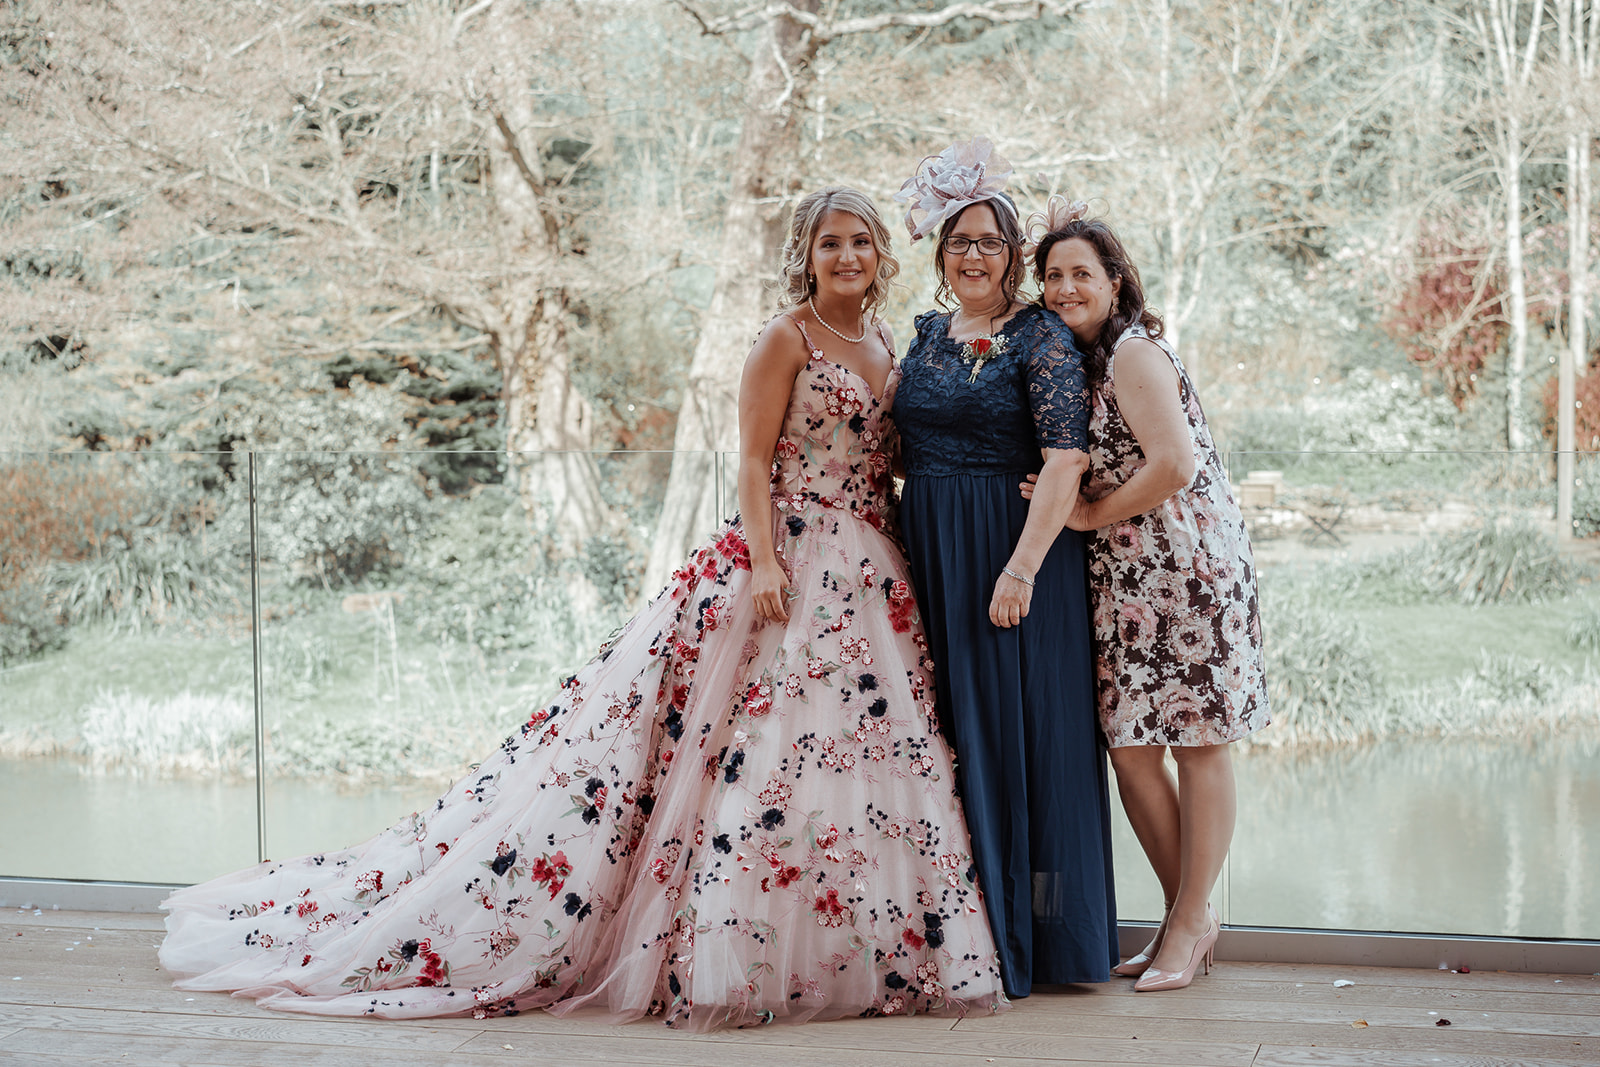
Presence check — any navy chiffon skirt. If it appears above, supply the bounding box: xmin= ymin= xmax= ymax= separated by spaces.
xmin=900 ymin=470 xmax=1118 ymax=995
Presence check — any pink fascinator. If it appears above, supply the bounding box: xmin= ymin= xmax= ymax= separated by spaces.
xmin=895 ymin=136 xmax=1015 ymax=242
xmin=1023 ymin=195 xmax=1090 ymax=253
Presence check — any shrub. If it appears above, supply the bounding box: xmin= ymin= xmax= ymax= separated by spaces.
xmin=79 ymin=688 xmax=253 ymax=774
xmin=247 ymin=380 xmax=437 ymax=587
xmin=1466 ymin=650 xmax=1562 ymax=704
xmin=399 ymin=487 xmax=627 ymax=660
xmin=1337 ymin=519 xmax=1584 ymax=606
xmin=1568 ymin=603 xmax=1600 ymax=653
xmin=1260 ymin=590 xmax=1382 ymax=745
xmin=1574 ymin=455 xmax=1600 ymax=540
xmin=1222 ymin=368 xmax=1460 ymax=458
xmin=1400 ymin=520 xmax=1579 ymax=605
xmin=54 ymin=532 xmax=242 ymax=632
xmin=0 ymin=574 xmax=67 ymax=665
xmin=0 ymin=457 xmax=136 ymax=573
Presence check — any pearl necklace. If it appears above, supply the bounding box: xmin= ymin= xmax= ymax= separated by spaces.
xmin=808 ymin=296 xmax=867 ymax=344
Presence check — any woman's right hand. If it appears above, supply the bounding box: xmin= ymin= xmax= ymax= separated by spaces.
xmin=751 ymin=556 xmax=791 ymax=623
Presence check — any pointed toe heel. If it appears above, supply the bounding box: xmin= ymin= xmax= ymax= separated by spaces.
xmin=1112 ymin=953 xmax=1153 ymax=978
xmin=1133 ymin=913 xmax=1220 ymax=993
xmin=1113 ymin=910 xmax=1171 ymax=977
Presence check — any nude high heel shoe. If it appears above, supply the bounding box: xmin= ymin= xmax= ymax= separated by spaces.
xmin=1133 ymin=907 xmax=1219 ymax=992
xmin=1112 ymin=909 xmax=1170 ymax=977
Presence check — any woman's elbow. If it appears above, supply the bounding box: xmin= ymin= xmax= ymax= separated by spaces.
xmin=1156 ymin=452 xmax=1196 ymax=494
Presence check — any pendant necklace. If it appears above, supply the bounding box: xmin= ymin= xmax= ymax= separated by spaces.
xmin=809 ymin=296 xmax=867 ymax=344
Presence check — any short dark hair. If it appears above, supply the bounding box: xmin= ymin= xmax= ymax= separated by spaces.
xmin=1032 ymin=218 xmax=1165 ymax=390
xmin=932 ymin=195 xmax=1026 ymax=309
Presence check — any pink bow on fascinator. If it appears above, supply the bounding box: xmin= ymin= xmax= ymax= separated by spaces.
xmin=1023 ymin=195 xmax=1090 ymax=252
xmin=895 ymin=136 xmax=1015 ymax=242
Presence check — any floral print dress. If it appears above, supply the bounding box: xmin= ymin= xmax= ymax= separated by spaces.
xmin=159 ymin=316 xmax=1007 ymax=1030
xmin=1084 ymin=323 xmax=1270 ymax=747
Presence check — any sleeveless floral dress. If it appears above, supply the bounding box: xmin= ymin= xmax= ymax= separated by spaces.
xmin=1084 ymin=324 xmax=1270 ymax=747
xmin=159 ymin=316 xmax=1007 ymax=1030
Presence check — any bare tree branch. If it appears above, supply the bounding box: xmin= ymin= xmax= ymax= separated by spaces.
xmin=677 ymin=0 xmax=1082 ymax=43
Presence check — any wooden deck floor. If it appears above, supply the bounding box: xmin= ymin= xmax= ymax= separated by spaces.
xmin=1 ymin=909 xmax=1595 ymax=1066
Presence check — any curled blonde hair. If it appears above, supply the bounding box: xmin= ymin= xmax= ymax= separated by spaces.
xmin=778 ymin=186 xmax=900 ymax=315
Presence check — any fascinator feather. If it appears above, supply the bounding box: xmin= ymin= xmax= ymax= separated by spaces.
xmin=1023 ymin=195 xmax=1090 ymax=254
xmin=894 ymin=136 xmax=1016 ymax=242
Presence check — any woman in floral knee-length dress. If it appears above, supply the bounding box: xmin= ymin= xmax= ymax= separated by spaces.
xmin=158 ymin=186 xmax=1006 ymax=1029
xmin=1025 ymin=200 xmax=1269 ymax=993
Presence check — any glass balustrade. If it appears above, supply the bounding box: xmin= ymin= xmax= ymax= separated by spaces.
xmin=0 ymin=450 xmax=258 ymax=884
xmin=2 ymin=446 xmax=1595 ymax=942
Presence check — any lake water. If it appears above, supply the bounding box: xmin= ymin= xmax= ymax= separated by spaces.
xmin=2 ymin=737 xmax=1595 ymax=940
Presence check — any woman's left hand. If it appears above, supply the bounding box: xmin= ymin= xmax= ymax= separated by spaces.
xmin=989 ymin=569 xmax=1033 ymax=628
xmin=1063 ymin=491 xmax=1098 ymax=532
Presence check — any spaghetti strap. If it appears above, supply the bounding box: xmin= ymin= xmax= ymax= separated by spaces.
xmin=874 ymin=319 xmax=893 ymax=354
xmin=788 ymin=315 xmax=823 ymax=356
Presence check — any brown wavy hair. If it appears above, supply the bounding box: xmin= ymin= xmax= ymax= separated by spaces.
xmin=778 ymin=186 xmax=899 ymax=315
xmin=932 ymin=195 xmax=1026 ymax=309
xmin=1032 ymin=217 xmax=1164 ymax=390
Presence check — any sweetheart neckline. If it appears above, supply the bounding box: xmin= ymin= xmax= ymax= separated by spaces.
xmin=804 ymin=351 xmax=897 ymax=407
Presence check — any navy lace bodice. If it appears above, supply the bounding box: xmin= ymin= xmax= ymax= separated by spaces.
xmin=895 ymin=304 xmax=1090 ymax=476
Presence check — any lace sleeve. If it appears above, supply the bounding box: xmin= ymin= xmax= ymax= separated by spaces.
xmin=1024 ymin=313 xmax=1090 ymax=451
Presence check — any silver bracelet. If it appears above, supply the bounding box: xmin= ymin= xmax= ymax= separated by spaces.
xmin=1002 ymin=566 xmax=1035 ymax=587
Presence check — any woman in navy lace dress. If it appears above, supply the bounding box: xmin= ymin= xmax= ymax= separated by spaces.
xmin=891 ymin=139 xmax=1118 ymax=996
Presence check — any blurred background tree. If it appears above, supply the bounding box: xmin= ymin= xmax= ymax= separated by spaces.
xmin=5 ymin=0 xmax=1600 ymax=571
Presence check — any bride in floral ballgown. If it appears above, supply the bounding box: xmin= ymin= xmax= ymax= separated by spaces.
xmin=158 ymin=187 xmax=1007 ymax=1030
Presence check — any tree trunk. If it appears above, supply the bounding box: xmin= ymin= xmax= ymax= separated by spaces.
xmin=1561 ymin=126 xmax=1583 ymax=539
xmin=1504 ymin=111 xmax=1529 ymax=451
xmin=644 ymin=5 xmax=821 ymax=591
xmin=482 ymin=2 xmax=610 ymax=552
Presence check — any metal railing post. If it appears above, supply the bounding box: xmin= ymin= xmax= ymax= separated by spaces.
xmin=248 ymin=451 xmax=267 ymax=863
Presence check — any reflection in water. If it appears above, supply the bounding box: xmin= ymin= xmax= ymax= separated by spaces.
xmin=0 ymin=760 xmax=437 ymax=886
xmin=1222 ymin=739 xmax=1587 ymax=940
xmin=4 ymin=736 xmax=1596 ymax=940
xmin=1112 ymin=736 xmax=1600 ymax=940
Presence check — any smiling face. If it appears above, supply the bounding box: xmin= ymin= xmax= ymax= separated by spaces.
xmin=1043 ymin=236 xmax=1121 ymax=346
xmin=809 ymin=210 xmax=878 ymax=303
xmin=940 ymin=202 xmax=1012 ymax=311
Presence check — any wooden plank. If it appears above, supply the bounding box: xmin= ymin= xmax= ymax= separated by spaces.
xmin=1095 ymin=962 xmax=1600 ymax=995
xmin=1253 ymin=1045 xmax=1600 ymax=1067
xmin=0 ymin=1026 xmax=1217 ymax=1067
xmin=971 ymin=988 xmax=1600 ymax=1039
xmin=453 ymin=1024 xmax=1256 ymax=1066
xmin=0 ymin=1003 xmax=474 ymax=1053
xmin=1074 ymin=975 xmax=1600 ymax=1016
xmin=2 ymin=924 xmax=161 ymax=946
xmin=471 ymin=1008 xmax=960 ymax=1040
xmin=954 ymin=1011 xmax=1597 ymax=1061
xmin=0 ymin=1027 xmax=569 ymax=1067
xmin=1 ymin=912 xmax=165 ymax=932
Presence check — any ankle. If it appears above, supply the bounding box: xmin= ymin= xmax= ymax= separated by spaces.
xmin=1165 ymin=907 xmax=1211 ymax=938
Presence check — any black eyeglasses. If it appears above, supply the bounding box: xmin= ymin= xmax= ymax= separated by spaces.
xmin=941 ymin=236 xmax=1008 ymax=256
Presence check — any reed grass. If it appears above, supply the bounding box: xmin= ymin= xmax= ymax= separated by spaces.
xmin=78 ymin=688 xmax=254 ymax=775
xmin=1567 ymin=603 xmax=1600 ymax=654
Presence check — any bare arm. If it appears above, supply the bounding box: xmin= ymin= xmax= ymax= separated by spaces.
xmin=990 ymin=446 xmax=1090 ymax=628
xmin=737 ymin=318 xmax=810 ymax=623
xmin=1066 ymin=338 xmax=1195 ymax=532
xmin=879 ymin=323 xmax=907 ymax=480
